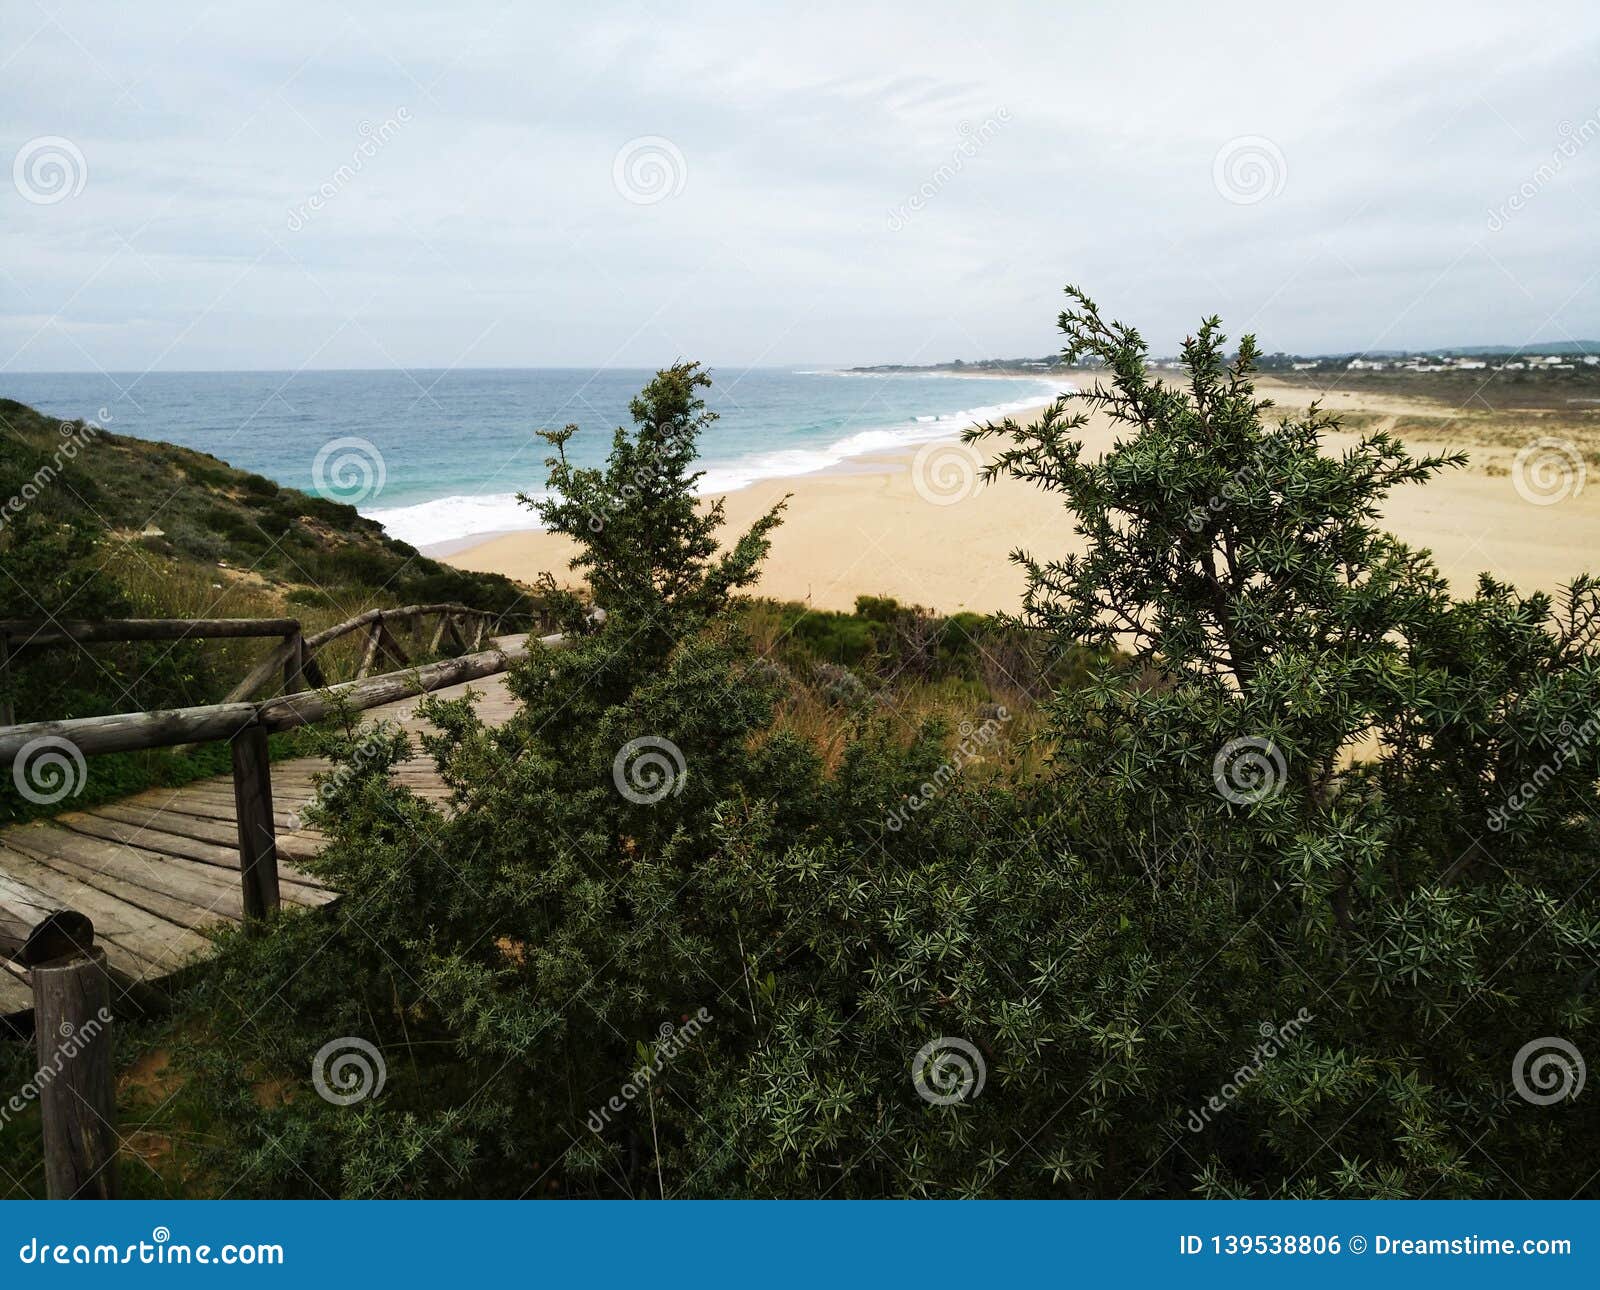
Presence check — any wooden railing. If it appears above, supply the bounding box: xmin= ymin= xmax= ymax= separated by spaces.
xmin=0 ymin=602 xmax=517 ymax=725
xmin=0 ymin=612 xmax=568 ymax=1196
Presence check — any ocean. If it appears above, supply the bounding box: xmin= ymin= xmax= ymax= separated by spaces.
xmin=2 ymin=367 xmax=1065 ymax=549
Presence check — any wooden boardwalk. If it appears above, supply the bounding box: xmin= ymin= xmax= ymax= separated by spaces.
xmin=0 ymin=648 xmax=523 ymax=1016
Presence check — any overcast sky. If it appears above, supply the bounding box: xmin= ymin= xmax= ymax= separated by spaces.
xmin=5 ymin=1 xmax=1599 ymax=372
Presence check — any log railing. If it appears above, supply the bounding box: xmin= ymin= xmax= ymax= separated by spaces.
xmin=0 ymin=618 xmax=569 ymax=1196
xmin=0 ymin=602 xmax=518 ymax=726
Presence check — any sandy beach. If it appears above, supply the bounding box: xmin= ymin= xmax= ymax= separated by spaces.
xmin=443 ymin=376 xmax=1600 ymax=614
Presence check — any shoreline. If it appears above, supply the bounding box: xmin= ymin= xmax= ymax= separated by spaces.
xmin=441 ymin=378 xmax=1600 ymax=614
xmin=379 ymin=373 xmax=1073 ymax=551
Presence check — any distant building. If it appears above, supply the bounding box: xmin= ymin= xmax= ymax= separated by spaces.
xmin=1291 ymin=361 xmax=1320 ymax=370
xmin=1347 ymin=358 xmax=1388 ymax=371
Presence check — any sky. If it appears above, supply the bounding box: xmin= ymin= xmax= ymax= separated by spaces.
xmin=4 ymin=0 xmax=1600 ymax=373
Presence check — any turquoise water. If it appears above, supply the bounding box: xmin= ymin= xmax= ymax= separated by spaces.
xmin=2 ymin=367 xmax=1063 ymax=547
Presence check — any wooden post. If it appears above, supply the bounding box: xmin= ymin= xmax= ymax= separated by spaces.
xmin=302 ymin=646 xmax=325 ymax=689
xmin=229 ymin=725 xmax=280 ymax=921
xmin=375 ymin=622 xmax=409 ymax=670
xmin=281 ymin=631 xmax=305 ymax=695
xmin=32 ymin=944 xmax=118 ymax=1199
xmin=356 ymin=620 xmax=385 ymax=679
xmin=0 ymin=632 xmax=14 ymax=727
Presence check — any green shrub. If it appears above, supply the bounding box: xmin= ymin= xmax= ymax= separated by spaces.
xmin=127 ymin=307 xmax=1600 ymax=1200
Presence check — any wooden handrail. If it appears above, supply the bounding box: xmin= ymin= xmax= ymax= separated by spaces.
xmin=300 ymin=602 xmax=498 ymax=651
xmin=0 ymin=633 xmax=563 ymax=764
xmin=1 ymin=603 xmax=519 ymax=718
xmin=0 ymin=617 xmax=301 ymax=647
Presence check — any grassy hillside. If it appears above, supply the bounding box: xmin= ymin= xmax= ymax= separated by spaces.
xmin=0 ymin=397 xmax=529 ymax=622
xmin=0 ymin=397 xmax=538 ymax=818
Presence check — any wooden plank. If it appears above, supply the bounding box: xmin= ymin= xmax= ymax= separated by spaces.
xmin=0 ymin=969 xmax=33 ymax=1016
xmin=48 ymin=812 xmax=332 ymax=897
xmin=17 ymin=841 xmax=243 ymax=927
xmin=3 ymin=825 xmax=257 ymax=910
xmin=120 ymin=785 xmax=315 ymax=831
xmin=17 ymin=831 xmax=330 ymax=924
xmin=14 ymin=806 xmax=328 ymax=896
xmin=0 ymin=842 xmax=209 ymax=979
xmin=81 ymin=804 xmax=321 ymax=862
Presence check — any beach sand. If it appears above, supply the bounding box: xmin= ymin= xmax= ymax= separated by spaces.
xmin=443 ymin=377 xmax=1600 ymax=614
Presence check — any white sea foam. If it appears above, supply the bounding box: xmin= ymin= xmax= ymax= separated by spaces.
xmin=365 ymin=379 xmax=1074 ymax=549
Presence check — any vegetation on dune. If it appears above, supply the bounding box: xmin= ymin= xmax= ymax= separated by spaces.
xmin=4 ymin=288 xmax=1598 ymax=1198
xmin=0 ymin=397 xmax=531 ymax=820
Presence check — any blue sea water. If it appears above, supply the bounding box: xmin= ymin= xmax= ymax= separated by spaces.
xmin=1 ymin=367 xmax=1065 ymax=548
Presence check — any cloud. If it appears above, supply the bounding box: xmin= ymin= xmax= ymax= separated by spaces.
xmin=4 ymin=0 xmax=1599 ymax=373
